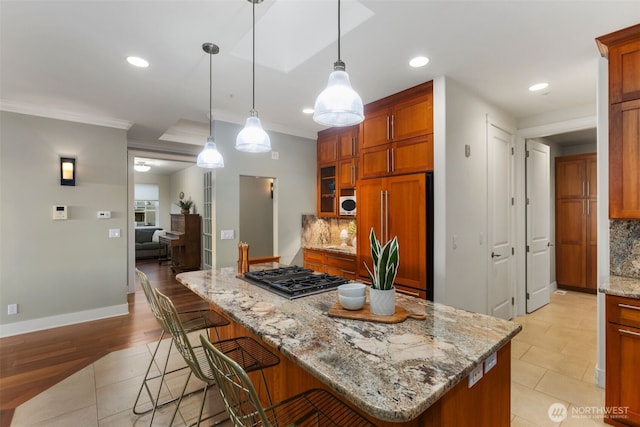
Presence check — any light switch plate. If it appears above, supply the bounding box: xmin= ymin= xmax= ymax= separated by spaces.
xmin=109 ymin=228 xmax=121 ymax=238
xmin=221 ymin=230 xmax=234 ymax=240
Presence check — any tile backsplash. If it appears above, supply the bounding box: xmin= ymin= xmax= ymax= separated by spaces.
xmin=302 ymin=215 xmax=356 ymax=247
xmin=610 ymin=220 xmax=640 ymax=279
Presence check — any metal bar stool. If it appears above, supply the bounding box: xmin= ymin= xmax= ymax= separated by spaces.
xmin=155 ymin=289 xmax=280 ymax=427
xmin=133 ymin=269 xmax=230 ymax=422
xmin=199 ymin=334 xmax=375 ymax=427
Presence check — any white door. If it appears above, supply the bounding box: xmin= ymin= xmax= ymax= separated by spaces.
xmin=488 ymin=122 xmax=514 ymax=320
xmin=526 ymin=140 xmax=551 ymax=313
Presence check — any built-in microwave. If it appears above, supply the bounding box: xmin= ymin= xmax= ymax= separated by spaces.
xmin=339 ymin=196 xmax=356 ymax=216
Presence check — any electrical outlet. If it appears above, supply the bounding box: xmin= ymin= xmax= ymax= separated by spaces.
xmin=468 ymin=364 xmax=483 ymax=388
xmin=7 ymin=304 xmax=18 ymax=315
xmin=484 ymin=351 xmax=497 ymax=373
xmin=271 ymin=151 xmax=279 ymax=160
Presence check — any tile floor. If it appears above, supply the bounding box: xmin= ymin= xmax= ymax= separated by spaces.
xmin=510 ymin=290 xmax=606 ymax=426
xmin=11 ymin=290 xmax=605 ymax=426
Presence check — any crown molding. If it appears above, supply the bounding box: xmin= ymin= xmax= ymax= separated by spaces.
xmin=0 ymin=99 xmax=133 ymax=130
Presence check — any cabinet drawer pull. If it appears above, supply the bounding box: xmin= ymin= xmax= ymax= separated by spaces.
xmin=396 ymin=288 xmax=420 ymax=297
xmin=619 ymin=328 xmax=640 ymax=338
xmin=618 ymin=303 xmax=640 ymax=311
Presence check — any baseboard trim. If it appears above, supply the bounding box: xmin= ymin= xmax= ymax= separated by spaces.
xmin=0 ymin=304 xmax=129 ymax=338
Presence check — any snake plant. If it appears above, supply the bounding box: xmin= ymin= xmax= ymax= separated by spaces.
xmin=364 ymin=227 xmax=399 ymax=290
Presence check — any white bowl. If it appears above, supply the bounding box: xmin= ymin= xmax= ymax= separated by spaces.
xmin=337 ymin=283 xmax=366 ymax=298
xmin=339 ymin=295 xmax=366 ymax=310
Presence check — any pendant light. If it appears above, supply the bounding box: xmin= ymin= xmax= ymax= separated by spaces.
xmin=197 ymin=42 xmax=224 ymax=168
xmin=235 ymin=0 xmax=271 ymax=153
xmin=313 ymin=0 xmax=364 ymax=127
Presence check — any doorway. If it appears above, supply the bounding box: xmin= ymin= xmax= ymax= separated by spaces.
xmin=516 ymin=123 xmax=597 ymax=315
xmin=127 ymin=150 xmax=195 ymax=293
xmin=239 ymin=176 xmax=275 ymax=258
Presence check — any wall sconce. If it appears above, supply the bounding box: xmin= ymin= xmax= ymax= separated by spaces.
xmin=60 ymin=157 xmax=76 ymax=186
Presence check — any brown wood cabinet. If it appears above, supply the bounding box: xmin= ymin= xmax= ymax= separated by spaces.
xmin=357 ymin=173 xmax=427 ymax=291
xmin=605 ymin=294 xmax=640 ymax=426
xmin=303 ymin=248 xmax=356 ymax=280
xmin=317 ymin=125 xmax=359 ymax=217
xmin=360 ymin=82 xmax=434 ymax=179
xmin=597 ymin=24 xmax=640 ymax=219
xmin=610 ymin=99 xmax=640 ymax=218
xmin=165 ymin=213 xmax=201 ymax=272
xmin=555 ymin=154 xmax=597 ymax=291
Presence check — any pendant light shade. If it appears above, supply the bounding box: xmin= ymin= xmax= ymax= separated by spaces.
xmin=313 ymin=0 xmax=364 ymax=127
xmin=236 ymin=0 xmax=271 ymax=153
xmin=313 ymin=61 xmax=363 ymax=127
xmin=198 ymin=42 xmax=224 ymax=169
xmin=197 ymin=137 xmax=224 ymax=168
xmin=236 ymin=111 xmax=271 ymax=153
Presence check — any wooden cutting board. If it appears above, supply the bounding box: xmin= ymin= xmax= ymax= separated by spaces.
xmin=328 ymin=302 xmax=427 ymax=324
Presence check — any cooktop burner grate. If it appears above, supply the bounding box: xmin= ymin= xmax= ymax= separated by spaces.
xmin=243 ymin=266 xmax=349 ymax=299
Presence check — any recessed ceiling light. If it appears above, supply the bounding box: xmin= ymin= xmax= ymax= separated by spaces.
xmin=126 ymin=56 xmax=149 ymax=68
xmin=134 ymin=162 xmax=151 ymax=172
xmin=409 ymin=56 xmax=430 ymax=68
xmin=529 ymin=82 xmax=549 ymax=92
xmin=302 ymin=108 xmax=314 ymax=114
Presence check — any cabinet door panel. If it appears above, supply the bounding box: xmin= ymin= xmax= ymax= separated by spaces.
xmin=587 ymin=156 xmax=598 ymax=198
xmin=392 ymin=93 xmax=433 ymax=141
xmin=339 ymin=159 xmax=357 ymax=188
xmin=360 ymin=146 xmax=390 ymax=179
xmin=606 ymin=322 xmax=640 ymax=425
xmin=392 ymin=135 xmax=434 ymax=174
xmin=555 ymin=199 xmax=586 ymax=287
xmin=338 ymin=127 xmax=358 ymax=158
xmin=386 ymin=174 xmax=427 ymax=289
xmin=318 ymin=134 xmax=338 ymax=163
xmin=609 ymin=39 xmax=640 ymax=103
xmin=361 ymin=107 xmax=390 ymax=149
xmin=357 ymin=179 xmax=384 ymax=279
xmin=610 ymin=100 xmax=640 ymax=218
xmin=556 ymin=158 xmax=586 ymax=198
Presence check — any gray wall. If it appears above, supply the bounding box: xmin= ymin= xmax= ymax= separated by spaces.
xmin=240 ymin=176 xmax=274 ymax=258
xmin=433 ymin=76 xmax=516 ymax=314
xmin=0 ymin=111 xmax=128 ymax=335
xmin=212 ymin=121 xmax=316 ymax=268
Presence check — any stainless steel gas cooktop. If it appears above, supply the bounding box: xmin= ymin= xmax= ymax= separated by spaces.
xmin=242 ymin=266 xmax=349 ymax=300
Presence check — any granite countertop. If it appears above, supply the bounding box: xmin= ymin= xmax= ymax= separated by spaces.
xmin=303 ymin=244 xmax=356 ymax=256
xmin=599 ymin=275 xmax=640 ymax=299
xmin=176 ymin=267 xmax=521 ymax=422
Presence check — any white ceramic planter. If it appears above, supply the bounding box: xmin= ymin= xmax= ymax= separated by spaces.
xmin=369 ymin=288 xmax=395 ymax=315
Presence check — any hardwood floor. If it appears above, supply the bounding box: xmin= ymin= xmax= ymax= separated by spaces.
xmin=0 ymin=260 xmax=208 ymax=427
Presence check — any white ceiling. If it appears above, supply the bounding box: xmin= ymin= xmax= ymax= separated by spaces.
xmin=1 ymin=1 xmax=639 ymax=145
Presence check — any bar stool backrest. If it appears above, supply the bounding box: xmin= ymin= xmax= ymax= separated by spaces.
xmin=200 ymin=335 xmax=272 ymax=427
xmin=135 ymin=268 xmax=164 ymax=326
xmin=155 ymin=289 xmax=214 ymax=384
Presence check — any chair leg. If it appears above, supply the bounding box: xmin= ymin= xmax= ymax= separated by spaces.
xmin=133 ymin=330 xmax=165 ymax=415
xmin=149 ymin=337 xmax=177 ymax=425
xmin=169 ymin=370 xmax=192 ymax=427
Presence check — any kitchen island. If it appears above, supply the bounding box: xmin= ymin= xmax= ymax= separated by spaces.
xmin=176 ymin=265 xmax=521 ymax=426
